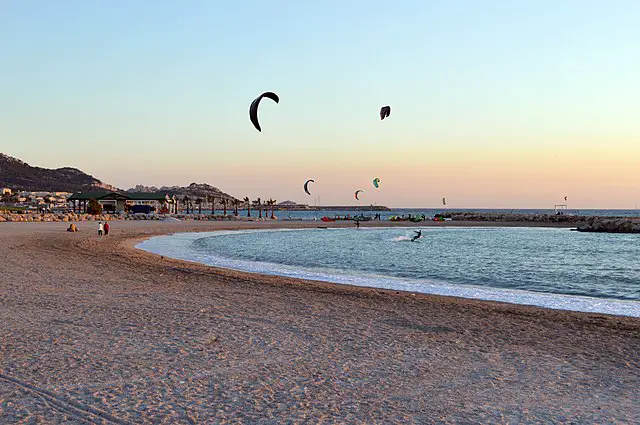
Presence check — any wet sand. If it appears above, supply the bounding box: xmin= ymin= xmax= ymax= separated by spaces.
xmin=0 ymin=220 xmax=638 ymax=424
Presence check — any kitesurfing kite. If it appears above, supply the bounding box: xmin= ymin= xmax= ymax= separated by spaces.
xmin=564 ymin=196 xmax=568 ymax=201
xmin=373 ymin=178 xmax=380 ymax=188
xmin=249 ymin=91 xmax=279 ymax=132
xmin=442 ymin=197 xmax=446 ymax=206
xmin=355 ymin=190 xmax=363 ymax=200
xmin=304 ymin=179 xmax=314 ymax=195
xmin=380 ymin=106 xmax=391 ymax=120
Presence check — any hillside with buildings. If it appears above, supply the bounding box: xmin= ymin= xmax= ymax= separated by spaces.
xmin=0 ymin=153 xmax=117 ymax=192
xmin=1 ymin=154 xmax=241 ymax=213
xmin=126 ymin=183 xmax=238 ymax=201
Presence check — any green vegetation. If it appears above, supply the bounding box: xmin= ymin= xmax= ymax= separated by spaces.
xmin=0 ymin=206 xmax=27 ymax=213
xmin=87 ymin=199 xmax=102 ymax=215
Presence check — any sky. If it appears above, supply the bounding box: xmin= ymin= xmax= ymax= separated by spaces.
xmin=1 ymin=1 xmax=639 ymax=208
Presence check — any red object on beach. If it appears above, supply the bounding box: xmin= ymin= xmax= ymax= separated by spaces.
xmin=321 ymin=216 xmax=335 ymax=222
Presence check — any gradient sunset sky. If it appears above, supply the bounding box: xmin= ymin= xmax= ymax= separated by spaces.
xmin=1 ymin=1 xmax=639 ymax=208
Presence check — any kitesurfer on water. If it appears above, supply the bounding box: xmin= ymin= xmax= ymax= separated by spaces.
xmin=411 ymin=230 xmax=422 ymax=242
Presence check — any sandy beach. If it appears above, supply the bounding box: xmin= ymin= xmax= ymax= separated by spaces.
xmin=1 ymin=220 xmax=639 ymax=424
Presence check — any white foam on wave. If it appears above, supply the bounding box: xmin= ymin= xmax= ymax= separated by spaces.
xmin=137 ymin=230 xmax=640 ymax=318
xmin=393 ymin=236 xmax=412 ymax=241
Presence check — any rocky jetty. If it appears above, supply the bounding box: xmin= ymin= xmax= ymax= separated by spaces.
xmin=0 ymin=213 xmax=120 ymax=223
xmin=575 ymin=217 xmax=640 ymax=234
xmin=435 ymin=212 xmax=586 ymax=224
xmin=435 ymin=212 xmax=640 ymax=233
xmin=0 ymin=212 xmax=244 ymax=223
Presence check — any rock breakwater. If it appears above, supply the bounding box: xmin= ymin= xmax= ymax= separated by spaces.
xmin=435 ymin=212 xmax=640 ymax=233
xmin=0 ymin=213 xmax=243 ymax=223
xmin=575 ymin=217 xmax=640 ymax=234
xmin=436 ymin=212 xmax=585 ymax=223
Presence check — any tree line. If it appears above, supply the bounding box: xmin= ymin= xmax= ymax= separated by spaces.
xmin=176 ymin=195 xmax=277 ymax=218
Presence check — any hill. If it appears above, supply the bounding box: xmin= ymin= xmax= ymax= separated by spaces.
xmin=127 ymin=183 xmax=238 ymax=201
xmin=0 ymin=153 xmax=239 ymax=201
xmin=0 ymin=153 xmax=117 ymax=192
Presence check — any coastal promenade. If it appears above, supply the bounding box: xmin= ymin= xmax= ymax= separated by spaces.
xmin=0 ymin=221 xmax=638 ymax=423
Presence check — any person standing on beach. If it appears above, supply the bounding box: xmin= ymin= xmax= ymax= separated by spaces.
xmin=98 ymin=222 xmax=104 ymax=237
xmin=104 ymin=221 xmax=110 ymax=236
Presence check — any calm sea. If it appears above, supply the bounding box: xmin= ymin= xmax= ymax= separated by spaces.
xmin=212 ymin=208 xmax=640 ymax=220
xmin=138 ymin=227 xmax=640 ymax=317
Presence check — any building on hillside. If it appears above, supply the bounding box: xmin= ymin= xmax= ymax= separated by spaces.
xmin=277 ymin=200 xmax=297 ymax=207
xmin=1 ymin=188 xmax=11 ymax=196
xmin=275 ymin=200 xmax=310 ymax=210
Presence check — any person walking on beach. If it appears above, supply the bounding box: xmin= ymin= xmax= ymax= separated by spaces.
xmin=98 ymin=222 xmax=104 ymax=237
xmin=104 ymin=221 xmax=110 ymax=236
xmin=355 ymin=220 xmax=360 ymax=229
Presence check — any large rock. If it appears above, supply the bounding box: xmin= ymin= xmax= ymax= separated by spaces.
xmin=576 ymin=218 xmax=640 ymax=233
xmin=437 ymin=212 xmax=639 ymax=232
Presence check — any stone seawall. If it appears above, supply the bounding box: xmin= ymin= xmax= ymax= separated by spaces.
xmin=0 ymin=213 xmax=243 ymax=223
xmin=436 ymin=212 xmax=586 ymax=224
xmin=3 ymin=211 xmax=639 ymax=233
xmin=575 ymin=217 xmax=640 ymax=234
xmin=436 ymin=212 xmax=640 ymax=233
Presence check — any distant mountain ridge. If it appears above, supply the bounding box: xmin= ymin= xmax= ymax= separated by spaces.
xmin=0 ymin=154 xmax=239 ymax=201
xmin=0 ymin=153 xmax=117 ymax=192
xmin=127 ymin=183 xmax=238 ymax=201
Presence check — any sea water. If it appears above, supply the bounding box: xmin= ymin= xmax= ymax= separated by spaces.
xmin=137 ymin=227 xmax=640 ymax=317
xmin=206 ymin=208 xmax=640 ymax=221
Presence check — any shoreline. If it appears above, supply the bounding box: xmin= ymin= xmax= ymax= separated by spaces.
xmin=111 ymin=220 xmax=633 ymax=324
xmin=1 ymin=220 xmax=639 ymax=423
xmin=134 ymin=227 xmax=640 ymax=318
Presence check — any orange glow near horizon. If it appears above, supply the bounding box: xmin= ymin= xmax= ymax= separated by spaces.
xmin=86 ymin=139 xmax=640 ymax=209
xmin=3 ymin=2 xmax=640 ymax=209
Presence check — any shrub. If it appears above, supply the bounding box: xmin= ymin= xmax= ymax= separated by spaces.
xmin=87 ymin=199 xmax=102 ymax=215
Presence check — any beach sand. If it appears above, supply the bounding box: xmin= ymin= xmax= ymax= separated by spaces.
xmin=0 ymin=220 xmax=638 ymax=424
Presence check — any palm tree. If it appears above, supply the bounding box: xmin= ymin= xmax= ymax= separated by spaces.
xmin=264 ymin=199 xmax=271 ymax=218
xmin=166 ymin=197 xmax=175 ymax=214
xmin=253 ymin=198 xmax=262 ymax=218
xmin=195 ymin=198 xmax=203 ymax=214
xmin=222 ymin=198 xmax=228 ymax=216
xmin=267 ymin=198 xmax=277 ymax=219
xmin=208 ymin=195 xmax=216 ymax=215
xmin=232 ymin=199 xmax=240 ymax=216
xmin=182 ymin=195 xmax=190 ymax=214
xmin=243 ymin=197 xmax=251 ymax=217
xmin=263 ymin=199 xmax=270 ymax=218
